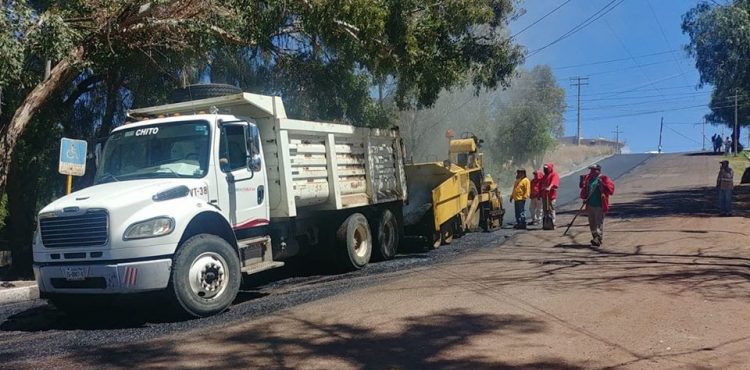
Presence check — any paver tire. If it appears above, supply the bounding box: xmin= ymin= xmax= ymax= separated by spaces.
xmin=169 ymin=234 xmax=241 ymax=317
xmin=373 ymin=209 xmax=399 ymax=261
xmin=464 ymin=182 xmax=481 ymax=232
xmin=169 ymin=83 xmax=242 ymax=103
xmin=336 ymin=213 xmax=372 ymax=270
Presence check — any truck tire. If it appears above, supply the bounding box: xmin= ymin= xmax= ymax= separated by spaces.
xmin=373 ymin=209 xmax=399 ymax=261
xmin=169 ymin=234 xmax=241 ymax=317
xmin=336 ymin=213 xmax=372 ymax=270
xmin=169 ymin=83 xmax=242 ymax=103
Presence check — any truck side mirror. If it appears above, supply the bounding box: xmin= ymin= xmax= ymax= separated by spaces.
xmin=246 ymin=124 xmax=261 ymax=173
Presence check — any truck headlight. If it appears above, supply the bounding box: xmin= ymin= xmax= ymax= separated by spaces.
xmin=123 ymin=217 xmax=175 ymax=240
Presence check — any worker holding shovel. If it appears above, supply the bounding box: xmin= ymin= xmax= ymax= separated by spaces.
xmin=579 ymin=164 xmax=615 ymax=247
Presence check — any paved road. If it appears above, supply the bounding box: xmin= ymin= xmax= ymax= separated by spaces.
xmin=0 ymin=154 xmax=653 ymax=369
xmin=555 ymin=153 xmax=651 ymax=207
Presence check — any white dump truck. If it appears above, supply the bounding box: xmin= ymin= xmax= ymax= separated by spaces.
xmin=32 ymin=90 xmax=407 ymax=317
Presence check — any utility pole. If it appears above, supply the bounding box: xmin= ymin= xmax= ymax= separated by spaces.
xmin=702 ymin=118 xmax=707 ymax=151
xmin=612 ymin=125 xmax=624 ymax=154
xmin=570 ymin=76 xmax=589 ymax=145
xmin=734 ymin=91 xmax=739 ymax=155
xmin=658 ymin=117 xmax=664 ymax=153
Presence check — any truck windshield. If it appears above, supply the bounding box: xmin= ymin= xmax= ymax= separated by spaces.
xmin=95 ymin=120 xmax=211 ymax=184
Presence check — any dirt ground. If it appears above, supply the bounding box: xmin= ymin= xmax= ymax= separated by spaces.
xmin=64 ymin=153 xmax=750 ymax=369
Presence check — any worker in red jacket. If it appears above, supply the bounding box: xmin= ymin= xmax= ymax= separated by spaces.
xmin=541 ymin=163 xmax=560 ymax=229
xmin=579 ymin=164 xmax=615 ymax=247
xmin=528 ymin=170 xmax=544 ymax=225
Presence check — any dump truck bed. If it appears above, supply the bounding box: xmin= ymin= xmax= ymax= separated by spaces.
xmin=128 ymin=93 xmax=408 ymax=218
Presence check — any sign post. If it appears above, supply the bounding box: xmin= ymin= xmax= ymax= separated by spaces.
xmin=58 ymin=138 xmax=87 ymax=194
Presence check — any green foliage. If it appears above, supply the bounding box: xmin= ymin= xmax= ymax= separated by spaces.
xmin=683 ymin=1 xmax=750 ymax=127
xmin=398 ymin=65 xmax=565 ymax=182
xmin=493 ymin=66 xmax=565 ymax=167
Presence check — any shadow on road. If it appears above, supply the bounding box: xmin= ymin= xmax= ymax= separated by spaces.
xmin=607 ymin=186 xmax=718 ymax=218
xmin=67 ymin=310 xmax=584 ymax=370
xmin=489 ymin=238 xmax=750 ymax=301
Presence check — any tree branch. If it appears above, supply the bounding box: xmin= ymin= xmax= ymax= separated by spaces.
xmin=63 ymin=74 xmax=104 ymax=107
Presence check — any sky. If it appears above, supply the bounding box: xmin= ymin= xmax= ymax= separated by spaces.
xmin=509 ymin=0 xmax=715 ymax=153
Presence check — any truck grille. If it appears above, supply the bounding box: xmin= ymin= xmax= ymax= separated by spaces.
xmin=40 ymin=210 xmax=109 ymax=248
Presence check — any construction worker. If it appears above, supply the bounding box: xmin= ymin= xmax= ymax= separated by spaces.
xmin=528 ymin=170 xmax=543 ymax=225
xmin=579 ymin=164 xmax=615 ymax=247
xmin=541 ymin=163 xmax=560 ymax=229
xmin=510 ymin=169 xmax=530 ymax=229
xmin=716 ymin=160 xmax=734 ymax=216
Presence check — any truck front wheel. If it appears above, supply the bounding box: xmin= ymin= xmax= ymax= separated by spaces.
xmin=170 ymin=234 xmax=241 ymax=317
xmin=336 ymin=213 xmax=372 ymax=270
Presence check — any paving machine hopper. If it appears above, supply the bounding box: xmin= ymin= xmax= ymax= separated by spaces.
xmin=403 ymin=133 xmax=504 ymax=248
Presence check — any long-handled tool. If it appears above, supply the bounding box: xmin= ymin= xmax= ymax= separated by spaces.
xmin=562 ymin=185 xmax=596 ymax=236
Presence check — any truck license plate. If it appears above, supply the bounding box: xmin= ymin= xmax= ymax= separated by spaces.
xmin=63 ymin=267 xmax=86 ymax=281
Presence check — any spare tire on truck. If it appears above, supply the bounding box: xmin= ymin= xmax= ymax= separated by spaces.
xmin=169 ymin=83 xmax=242 ymax=103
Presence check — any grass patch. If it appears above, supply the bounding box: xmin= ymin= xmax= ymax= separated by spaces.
xmin=727 ymin=151 xmax=750 ymax=182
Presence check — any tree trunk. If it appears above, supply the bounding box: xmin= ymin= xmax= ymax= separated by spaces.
xmin=0 ymin=47 xmax=83 ymax=199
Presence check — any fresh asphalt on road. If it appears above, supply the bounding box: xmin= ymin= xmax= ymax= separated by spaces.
xmin=0 ymin=154 xmax=652 ymax=368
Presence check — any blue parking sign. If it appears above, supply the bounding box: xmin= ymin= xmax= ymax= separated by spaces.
xmin=59 ymin=138 xmax=88 ymax=176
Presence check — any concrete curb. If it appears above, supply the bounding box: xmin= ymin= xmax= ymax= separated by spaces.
xmin=0 ymin=282 xmax=40 ymax=306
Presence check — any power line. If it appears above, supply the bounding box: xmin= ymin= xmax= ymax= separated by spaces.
xmin=646 ymin=0 xmax=690 ymax=86
xmin=528 ymin=0 xmax=626 ymax=57
xmin=604 ymin=19 xmax=668 ymax=98
xmin=512 ymin=0 xmax=573 ymax=38
xmin=596 ymin=72 xmax=692 ymax=97
xmin=582 ymin=99 xmax=750 ymax=121
xmin=583 ymin=91 xmax=709 ymax=102
xmin=557 ymin=59 xmax=677 ymax=79
xmin=666 ymin=124 xmax=702 ymax=145
xmin=579 ymin=94 xmax=740 ymax=111
xmin=553 ymin=49 xmax=679 ymax=70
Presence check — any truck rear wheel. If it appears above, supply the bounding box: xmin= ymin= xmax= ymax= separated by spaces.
xmin=170 ymin=234 xmax=241 ymax=317
xmin=373 ymin=209 xmax=399 ymax=261
xmin=336 ymin=213 xmax=372 ymax=270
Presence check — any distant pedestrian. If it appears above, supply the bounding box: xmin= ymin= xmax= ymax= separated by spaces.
xmin=579 ymin=164 xmax=615 ymax=247
xmin=725 ymin=136 xmax=732 ymax=155
xmin=715 ymin=135 xmax=723 ymax=153
xmin=716 ymin=160 xmax=734 ymax=216
xmin=541 ymin=163 xmax=560 ymax=229
xmin=528 ymin=170 xmax=544 ymax=225
xmin=711 ymin=134 xmax=721 ymax=153
xmin=510 ymin=169 xmax=530 ymax=229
